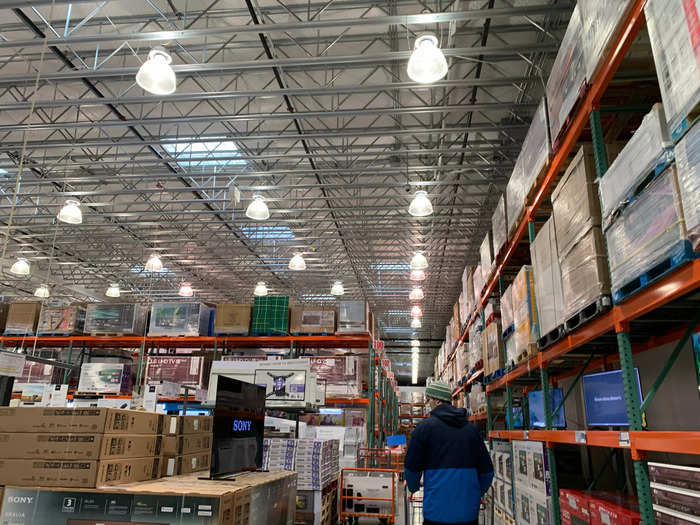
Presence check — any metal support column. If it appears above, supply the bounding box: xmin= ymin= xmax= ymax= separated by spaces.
xmin=368 ymin=342 xmax=375 ymax=451
xmin=506 ymin=385 xmax=514 ymax=430
xmin=212 ymin=340 xmax=218 ymax=362
xmin=589 ymin=109 xmax=609 ymax=177
xmin=63 ymin=341 xmax=73 ymax=383
xmin=135 ymin=341 xmax=146 ymax=395
xmin=541 ymin=367 xmax=561 ymax=525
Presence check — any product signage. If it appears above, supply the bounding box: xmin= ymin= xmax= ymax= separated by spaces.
xmin=373 ymin=339 xmax=384 ymax=350
xmin=0 ymin=351 xmax=26 ymax=377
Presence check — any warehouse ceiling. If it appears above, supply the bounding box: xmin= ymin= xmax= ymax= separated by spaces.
xmin=0 ymin=0 xmax=573 ymax=382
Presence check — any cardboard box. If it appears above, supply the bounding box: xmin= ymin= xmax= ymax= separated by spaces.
xmin=290 ymin=306 xmax=335 ymax=334
xmin=651 ymin=482 xmax=700 ymax=519
xmin=512 ymin=266 xmax=538 ymax=361
xmin=654 ymin=505 xmax=700 ymax=525
xmin=179 ymin=451 xmax=212 ymax=474
xmin=588 ymin=492 xmax=640 ymax=525
xmin=0 ymin=433 xmax=162 ymax=460
xmin=0 ymin=407 xmax=163 ymax=434
xmin=37 ymin=304 xmax=86 ymax=334
xmin=4 ymin=302 xmax=41 ymax=335
xmin=649 ymin=462 xmax=700 ymax=492
xmin=531 ymin=215 xmax=565 ymax=337
xmin=164 ymin=415 xmax=214 ymax=435
xmin=482 ymin=320 xmax=504 ymax=376
xmin=560 ymin=489 xmax=591 ymax=523
xmin=214 ymin=303 xmax=252 ymax=334
xmin=163 ymin=433 xmax=213 ymax=456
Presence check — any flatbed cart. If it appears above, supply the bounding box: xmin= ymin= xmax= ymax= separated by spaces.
xmin=339 ymin=467 xmax=399 ymax=524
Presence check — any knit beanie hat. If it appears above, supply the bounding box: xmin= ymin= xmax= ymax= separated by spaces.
xmin=425 ymin=380 xmax=452 ymax=402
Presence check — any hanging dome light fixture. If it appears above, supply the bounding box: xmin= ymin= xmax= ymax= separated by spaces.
xmin=409 ymin=269 xmax=426 ymax=281
xmin=408 ymin=190 xmax=433 ymax=217
xmin=409 ymin=286 xmax=424 ymax=301
xmin=411 ymin=318 xmax=422 ymax=329
xmin=57 ymin=199 xmax=83 ymax=224
xmin=33 ymin=283 xmax=50 ymax=298
xmin=288 ymin=253 xmax=306 ymax=271
xmin=178 ymin=282 xmax=194 ymax=297
xmin=410 ymin=305 xmax=422 ymax=318
xmin=410 ymin=251 xmax=428 ymax=270
xmin=330 ymin=281 xmax=345 ymax=296
xmin=105 ymin=283 xmax=120 ymax=298
xmin=145 ymin=253 xmax=163 ymax=272
xmin=407 ymin=34 xmax=449 ymax=84
xmin=9 ymin=257 xmax=30 ymax=276
xmin=136 ymin=46 xmax=177 ymax=95
xmin=411 ymin=339 xmax=420 ymax=348
xmin=245 ymin=194 xmax=270 ymax=221
xmin=254 ymin=281 xmax=268 ymax=296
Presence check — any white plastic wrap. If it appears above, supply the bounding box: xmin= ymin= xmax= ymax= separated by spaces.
xmin=473 ymin=264 xmax=484 ymax=306
xmin=468 ymin=323 xmax=483 ymax=371
xmin=469 ymin=383 xmax=486 ymax=414
xmin=504 ymin=334 xmax=517 ymax=369
xmin=462 ymin=266 xmax=474 ymax=318
xmin=484 ymin=298 xmax=500 ymax=323
xmin=674 ymin=120 xmax=700 ymax=250
xmin=500 ymin=284 xmax=514 ymax=331
xmin=506 ymin=162 xmax=526 ymax=237
xmin=546 ymin=4 xmax=586 ymax=142
xmin=599 ymin=104 xmax=673 ymax=225
xmin=480 ymin=231 xmax=493 ymax=281
xmin=530 ymin=216 xmax=565 ymax=337
xmin=85 ymin=303 xmax=148 ymax=335
xmin=148 ymin=302 xmax=210 ymax=336
xmin=455 ymin=342 xmax=468 ymax=379
xmin=605 ymin=167 xmax=688 ymax=293
xmin=491 ymin=194 xmax=508 ymax=259
xmin=579 ymin=1 xmax=634 ymax=81
xmin=646 ymin=0 xmax=700 ymax=137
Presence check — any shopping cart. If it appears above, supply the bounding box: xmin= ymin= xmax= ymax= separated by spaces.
xmin=339 ymin=467 xmax=399 ymax=524
xmin=405 ymin=487 xmax=423 ymax=525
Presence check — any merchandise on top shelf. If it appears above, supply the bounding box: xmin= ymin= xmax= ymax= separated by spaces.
xmin=148 ymin=302 xmax=210 ymax=336
xmin=463 ymin=266 xmax=475 ymax=318
xmin=144 ymin=355 xmax=208 ymax=391
xmin=482 ymin=319 xmax=504 ymax=376
xmin=84 ymin=303 xmax=149 ymax=335
xmin=598 ymin=104 xmax=673 ymax=226
xmin=213 ymin=303 xmax=252 ymax=334
xmin=481 ymin=232 xmax=494 ymax=282
xmin=530 ymin=215 xmax=565 ymax=341
xmin=546 ymin=4 xmax=586 ymax=144
xmin=473 ymin=264 xmax=484 ymax=306
xmin=512 ymin=266 xmax=538 ymax=364
xmin=674 ymin=119 xmax=700 ymax=251
xmin=290 ymin=306 xmax=335 ymax=334
xmin=459 ymin=290 xmax=469 ymax=327
xmin=252 ymin=296 xmax=290 ymax=335
xmin=500 ymin=284 xmax=514 ymax=332
xmin=37 ymin=304 xmax=86 ymax=334
xmin=646 ymin=0 xmax=700 ymax=138
xmin=4 ymin=302 xmax=41 ymax=335
xmin=336 ymin=300 xmax=368 ymax=333
xmin=491 ymin=194 xmax=508 ymax=260
xmin=606 ymin=166 xmax=689 ymax=302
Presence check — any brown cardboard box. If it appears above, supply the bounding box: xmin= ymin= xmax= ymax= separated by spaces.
xmin=0 ymin=407 xmax=163 ymax=434
xmin=0 ymin=433 xmax=162 ymax=460
xmin=164 ymin=415 xmax=214 ymax=435
xmin=214 ymin=303 xmax=252 ymax=334
xmin=289 ymin=306 xmax=335 ymax=334
xmin=163 ymin=432 xmax=213 ymax=456
xmin=4 ymin=301 xmax=41 ymax=334
xmin=481 ymin=320 xmax=504 ymax=376
xmin=160 ymin=455 xmax=180 ymax=477
xmin=97 ymin=456 xmax=160 ymax=486
xmin=179 ymin=451 xmax=211 ymax=474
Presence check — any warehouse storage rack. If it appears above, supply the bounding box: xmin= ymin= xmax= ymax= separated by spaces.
xmin=368 ymin=342 xmax=400 ymax=451
xmin=435 ymin=2 xmax=700 ymax=524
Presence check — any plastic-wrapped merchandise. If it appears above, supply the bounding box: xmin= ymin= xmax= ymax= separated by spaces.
xmin=512 ymin=266 xmax=538 ymax=362
xmin=520 ymin=98 xmax=552 ymax=200
xmin=559 ymin=227 xmax=611 ymax=319
xmin=84 ymin=303 xmax=149 ymax=335
xmin=579 ymin=0 xmax=635 ymax=81
xmin=468 ymin=323 xmax=483 ymax=371
xmin=491 ymin=194 xmax=508 ymax=260
xmin=458 ymin=291 xmax=469 ymax=327
xmin=480 ymin=231 xmax=493 ymax=282
xmin=37 ymin=304 xmax=86 ymax=334
xmin=290 ymin=306 xmax=335 ymax=334
xmin=482 ymin=319 xmax=504 ymax=376
xmin=674 ymin=120 xmax=700 ymax=251
xmin=469 ymin=383 xmax=486 ymax=414
xmin=463 ymin=266 xmax=474 ymax=317
xmin=473 ymin=264 xmax=484 ymax=306
xmin=504 ymin=334 xmax=517 ymax=369
xmin=599 ymin=104 xmax=673 ymax=225
xmin=500 ymin=284 xmax=514 ymax=331
xmin=546 ymin=4 xmax=586 ymax=143
xmin=646 ymin=0 xmax=700 ymax=137
xmin=4 ymin=302 xmax=41 ymax=335
xmin=530 ymin=216 xmax=565 ymax=338
xmin=606 ymin=166 xmax=688 ymax=297
xmin=484 ymin=298 xmax=500 ymax=325
xmin=506 ymin=162 xmax=526 ymax=237
xmin=551 ymin=146 xmax=601 ymax=257
xmin=336 ymin=300 xmax=367 ymax=333
xmin=148 ymin=302 xmax=210 ymax=336
xmin=455 ymin=342 xmax=468 ymax=379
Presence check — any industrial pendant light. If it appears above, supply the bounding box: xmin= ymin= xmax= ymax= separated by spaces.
xmin=33 ymin=283 xmax=50 ymax=298
xmin=9 ymin=257 xmax=30 ymax=276
xmin=409 ymin=287 xmax=424 ymax=301
xmin=408 ymin=190 xmax=433 ymax=217
xmin=245 ymin=194 xmax=270 ymax=221
xmin=178 ymin=282 xmax=194 ymax=297
xmin=407 ymin=34 xmax=448 ymax=84
xmin=145 ymin=253 xmax=163 ymax=272
xmin=410 ymin=305 xmax=422 ymax=318
xmin=330 ymin=281 xmax=345 ymax=296
xmin=409 ymin=269 xmax=425 ymax=281
xmin=410 ymin=251 xmax=428 ymax=270
xmin=411 ymin=339 xmax=420 ymax=348
xmin=105 ymin=283 xmax=120 ymax=298
xmin=136 ymin=46 xmax=177 ymax=95
xmin=57 ymin=199 xmax=83 ymax=224
xmin=411 ymin=318 xmax=421 ymax=329
xmin=254 ymin=281 xmax=268 ymax=296
xmin=288 ymin=253 xmax=306 ymax=271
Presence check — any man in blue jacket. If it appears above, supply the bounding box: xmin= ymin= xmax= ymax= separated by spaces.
xmin=405 ymin=380 xmax=494 ymax=525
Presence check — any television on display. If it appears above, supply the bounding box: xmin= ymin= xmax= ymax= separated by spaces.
xmin=208 ymin=376 xmax=265 ymax=479
xmin=506 ymin=406 xmax=524 ymax=429
xmin=527 ymin=388 xmax=565 ymax=428
xmin=254 ymin=368 xmax=308 ymax=408
xmin=582 ymin=369 xmax=644 ymax=427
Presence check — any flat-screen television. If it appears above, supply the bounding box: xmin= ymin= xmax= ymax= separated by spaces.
xmin=209 ymin=376 xmax=265 ymax=479
xmin=582 ymin=368 xmax=643 ymax=427
xmin=506 ymin=406 xmax=524 ymax=429
xmin=528 ymin=388 xmax=565 ymax=428
xmin=254 ymin=368 xmax=308 ymax=408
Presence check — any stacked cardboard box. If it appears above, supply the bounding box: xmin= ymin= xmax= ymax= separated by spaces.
xmin=4 ymin=302 xmax=41 ymax=335
xmin=37 ymin=304 xmax=86 ymax=335
xmin=674 ymin=120 xmax=700 ymax=251
xmin=252 ymin=296 xmax=291 ymax=335
xmin=161 ymin=416 xmax=214 ymax=477
xmin=77 ymin=362 xmax=133 ymax=394
xmin=552 ymin=147 xmax=610 ymax=321
xmin=263 ymin=438 xmax=339 ymax=492
xmin=482 ymin=319 xmax=504 ymax=376
xmin=214 ymin=303 xmax=252 ymax=334
xmin=290 ymin=306 xmax=335 ymax=334
xmin=336 ymin=300 xmax=368 ymax=333
xmin=513 ymin=440 xmax=551 ymax=525
xmin=649 ymin=461 xmax=700 ymax=524
xmin=148 ymin=302 xmax=211 ymax=336
xmin=481 ymin=232 xmax=494 ymax=282
xmin=262 ymin=438 xmax=297 ymax=471
xmin=559 ymin=489 xmax=591 ymax=524
xmin=512 ymin=266 xmax=538 ymax=364
xmin=473 ymin=265 xmax=484 ymax=306
xmin=491 ymin=194 xmax=508 ymax=260
xmin=491 ymin=440 xmax=514 ymax=519
xmin=531 ymin=216 xmax=565 ymax=340
xmin=0 ymin=407 xmax=165 ymax=488
xmin=468 ymin=322 xmax=483 ymax=372
xmin=463 ymin=266 xmax=474 ymax=319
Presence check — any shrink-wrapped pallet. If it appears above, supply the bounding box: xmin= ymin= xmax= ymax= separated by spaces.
xmin=480 ymin=231 xmax=493 ymax=282
xmin=674 ymin=120 xmax=700 ymax=251
xmin=598 ymin=104 xmax=673 ymax=225
xmin=512 ymin=266 xmax=537 ymax=362
xmin=500 ymin=284 xmax=513 ymax=332
xmin=473 ymin=264 xmax=484 ymax=306
xmin=455 ymin=342 xmax=468 ymax=379
xmin=37 ymin=304 xmax=86 ymax=335
xmin=482 ymin=319 xmax=504 ymax=376
xmin=213 ymin=303 xmax=251 ymax=334
xmin=468 ymin=323 xmax=483 ymax=371
xmin=458 ymin=291 xmax=469 ymax=328
xmin=85 ymin=303 xmax=149 ymax=336
xmin=148 ymin=302 xmax=210 ymax=336
xmin=646 ymin=0 xmax=700 ymax=137
xmin=484 ymin=298 xmax=500 ymax=325
xmin=4 ymin=302 xmax=41 ymax=335
xmin=504 ymin=334 xmax=517 ymax=369
xmin=462 ymin=266 xmax=474 ymax=317
xmin=606 ymin=166 xmax=688 ymax=299
xmin=530 ymin=216 xmax=565 ymax=338
xmin=546 ymin=5 xmax=586 ymax=143
xmin=491 ymin=194 xmax=508 ymax=260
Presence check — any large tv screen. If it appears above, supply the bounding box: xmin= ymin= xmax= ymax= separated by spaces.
xmin=582 ymin=369 xmax=643 ymax=427
xmin=528 ymin=388 xmax=565 ymax=428
xmin=254 ymin=368 xmax=307 ymax=407
xmin=210 ymin=376 xmax=266 ymax=479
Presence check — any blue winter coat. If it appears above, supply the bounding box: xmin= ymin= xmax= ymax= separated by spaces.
xmin=404 ymin=403 xmax=494 ymax=523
